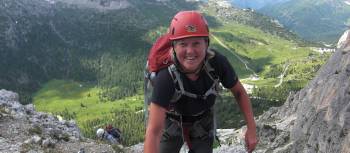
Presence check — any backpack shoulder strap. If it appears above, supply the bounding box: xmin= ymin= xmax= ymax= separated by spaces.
xmin=168 ymin=64 xmax=182 ymax=102
xmin=202 ymin=63 xmax=221 ymax=98
xmin=203 ymin=49 xmax=220 ymax=81
xmin=167 ymin=49 xmax=221 ymax=102
xmin=168 ymin=64 xmax=199 ymax=102
xmin=203 ymin=49 xmax=221 ymax=96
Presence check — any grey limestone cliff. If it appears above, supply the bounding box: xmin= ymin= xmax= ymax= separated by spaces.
xmin=255 ymin=29 xmax=350 ymax=153
xmin=0 ymin=89 xmax=115 ymax=153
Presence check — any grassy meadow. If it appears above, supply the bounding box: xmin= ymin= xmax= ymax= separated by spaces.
xmin=33 ymin=79 xmax=145 ymax=146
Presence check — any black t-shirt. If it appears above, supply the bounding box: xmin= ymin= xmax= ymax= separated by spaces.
xmin=151 ymin=51 xmax=238 ymax=116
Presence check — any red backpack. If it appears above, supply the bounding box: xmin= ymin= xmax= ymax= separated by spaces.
xmin=105 ymin=125 xmax=121 ymax=140
xmin=147 ymin=33 xmax=173 ymax=73
xmin=144 ymin=33 xmax=173 ymax=125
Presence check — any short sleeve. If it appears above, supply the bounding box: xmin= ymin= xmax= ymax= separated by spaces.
xmin=150 ymin=68 xmax=175 ymax=109
xmin=210 ymin=52 xmax=238 ymax=89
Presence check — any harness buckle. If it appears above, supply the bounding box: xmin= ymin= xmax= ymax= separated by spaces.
xmin=197 ymin=95 xmax=206 ymax=100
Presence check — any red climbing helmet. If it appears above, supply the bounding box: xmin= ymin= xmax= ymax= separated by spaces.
xmin=168 ymin=11 xmax=209 ymax=40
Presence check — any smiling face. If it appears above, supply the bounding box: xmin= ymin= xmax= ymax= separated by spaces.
xmin=173 ymin=37 xmax=208 ymax=73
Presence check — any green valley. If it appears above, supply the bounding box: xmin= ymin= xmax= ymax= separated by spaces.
xmin=34 ymin=79 xmax=145 ymax=146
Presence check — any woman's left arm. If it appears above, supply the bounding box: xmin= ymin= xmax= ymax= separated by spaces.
xmin=230 ymin=80 xmax=258 ymax=153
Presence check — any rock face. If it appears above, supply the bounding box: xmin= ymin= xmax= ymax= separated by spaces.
xmin=255 ymin=30 xmax=350 ymax=153
xmin=0 ymin=89 xmax=115 ymax=153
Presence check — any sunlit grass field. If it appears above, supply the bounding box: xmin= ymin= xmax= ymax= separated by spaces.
xmin=33 ymin=79 xmax=143 ymax=126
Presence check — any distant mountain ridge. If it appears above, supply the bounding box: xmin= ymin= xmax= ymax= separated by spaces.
xmin=259 ymin=0 xmax=350 ymax=44
xmin=229 ymin=0 xmax=290 ymax=9
xmin=50 ymin=0 xmax=132 ymax=10
xmin=205 ymin=0 xmax=303 ymax=43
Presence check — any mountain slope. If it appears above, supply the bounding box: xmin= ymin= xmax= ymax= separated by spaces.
xmin=203 ymin=0 xmax=305 ymax=43
xmin=260 ymin=0 xmax=350 ymax=43
xmin=0 ymin=0 xmax=199 ymax=103
xmin=0 ymin=0 xmax=318 ymax=104
xmin=201 ymin=1 xmax=324 ymax=83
